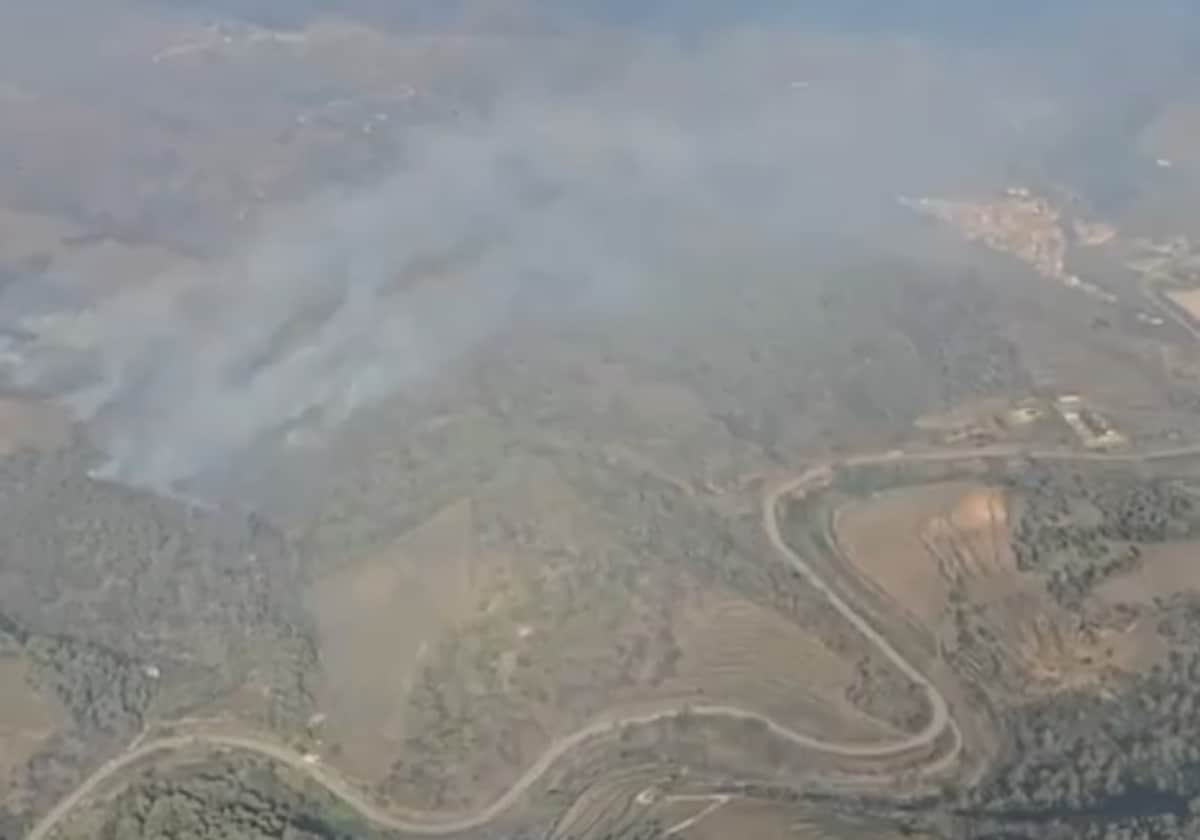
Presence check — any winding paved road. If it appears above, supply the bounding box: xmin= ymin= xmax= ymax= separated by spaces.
xmin=31 ymin=442 xmax=1200 ymax=840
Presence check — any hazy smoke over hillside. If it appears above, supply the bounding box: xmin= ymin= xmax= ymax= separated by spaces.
xmin=9 ymin=98 xmax=693 ymax=488
xmin=0 ymin=18 xmax=1184 ymax=494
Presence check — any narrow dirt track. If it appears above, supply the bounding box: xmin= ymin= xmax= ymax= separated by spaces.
xmin=31 ymin=442 xmax=1200 ymax=840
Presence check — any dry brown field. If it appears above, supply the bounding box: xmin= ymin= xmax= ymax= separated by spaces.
xmin=660 ymin=590 xmax=900 ymax=742
xmin=302 ymin=454 xmax=891 ymax=807
xmin=836 ymin=482 xmax=975 ymax=626
xmin=836 ymin=480 xmax=1157 ymax=698
xmin=0 ymin=653 xmax=62 ymax=788
xmin=306 ymin=497 xmax=482 ymax=780
xmin=1170 ymin=288 xmax=1200 ymax=321
xmin=0 ymin=398 xmax=72 ymax=457
xmin=1096 ymin=539 xmax=1200 ymax=606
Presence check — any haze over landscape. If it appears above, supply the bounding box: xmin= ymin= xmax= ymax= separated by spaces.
xmin=3 ymin=4 xmax=1092 ymax=492
xmin=5 ymin=3 xmax=1200 ymax=840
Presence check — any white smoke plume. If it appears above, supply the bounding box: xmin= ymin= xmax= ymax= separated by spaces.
xmin=0 ymin=26 xmax=1132 ymax=494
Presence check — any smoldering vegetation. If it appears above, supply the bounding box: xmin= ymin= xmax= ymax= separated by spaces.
xmin=0 ymin=13 xmax=1186 ymax=497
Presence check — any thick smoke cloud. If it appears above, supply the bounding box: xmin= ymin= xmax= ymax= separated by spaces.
xmin=0 ymin=22 xmax=1175 ymax=494
xmin=7 ymin=99 xmax=696 ymax=488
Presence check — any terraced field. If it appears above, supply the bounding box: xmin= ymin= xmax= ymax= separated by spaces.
xmin=667 ymin=592 xmax=901 ymax=741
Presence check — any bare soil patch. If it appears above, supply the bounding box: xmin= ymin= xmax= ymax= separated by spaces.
xmin=0 ymin=652 xmax=62 ymax=784
xmin=837 ymin=482 xmax=978 ymax=625
xmin=679 ymin=799 xmax=925 ymax=840
xmin=1169 ymin=288 xmax=1200 ymax=322
xmin=837 ymin=480 xmax=1153 ymax=698
xmin=306 ymin=498 xmax=484 ymax=781
xmin=1095 ymin=540 xmax=1200 ymax=605
xmin=671 ymin=799 xmax=795 ymax=840
xmin=662 ymin=590 xmax=899 ymax=742
xmin=0 ymin=398 xmax=72 ymax=456
xmin=346 ymin=454 xmax=894 ymax=812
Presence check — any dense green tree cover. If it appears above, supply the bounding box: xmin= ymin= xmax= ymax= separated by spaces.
xmin=1007 ymin=467 xmax=1200 ymax=605
xmin=933 ymin=595 xmax=1200 ymax=840
xmin=92 ymin=759 xmax=371 ymax=840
